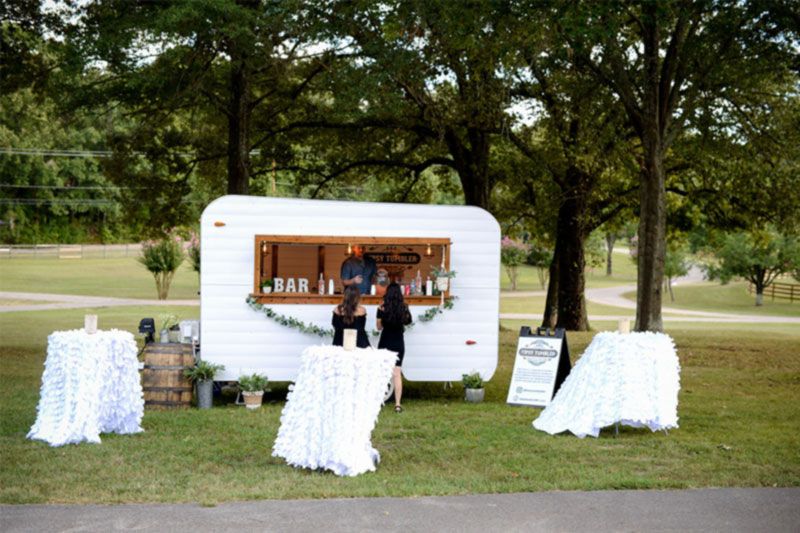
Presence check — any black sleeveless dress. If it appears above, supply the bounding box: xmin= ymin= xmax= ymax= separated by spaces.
xmin=332 ymin=313 xmax=371 ymax=348
xmin=377 ymin=306 xmax=412 ymax=366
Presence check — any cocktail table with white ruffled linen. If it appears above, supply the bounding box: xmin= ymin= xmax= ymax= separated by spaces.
xmin=273 ymin=345 xmax=397 ymax=476
xmin=27 ymin=329 xmax=144 ymax=447
xmin=533 ymin=331 xmax=680 ymax=438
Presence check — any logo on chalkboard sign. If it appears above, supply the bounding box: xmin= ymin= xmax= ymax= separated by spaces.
xmin=518 ymin=339 xmax=558 ymax=366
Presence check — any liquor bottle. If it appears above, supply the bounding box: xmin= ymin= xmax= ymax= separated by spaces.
xmin=410 ymin=278 xmax=416 ymax=296
xmin=425 ymin=276 xmax=433 ymax=296
xmin=328 ymin=278 xmax=335 ymax=295
xmin=318 ymin=273 xmax=325 ymax=295
xmin=416 ymin=269 xmax=423 ymax=295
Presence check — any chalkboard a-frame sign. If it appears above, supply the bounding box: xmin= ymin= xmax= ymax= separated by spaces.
xmin=506 ymin=327 xmax=572 ymax=407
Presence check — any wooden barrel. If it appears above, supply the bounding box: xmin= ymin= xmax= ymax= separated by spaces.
xmin=141 ymin=343 xmax=194 ymax=409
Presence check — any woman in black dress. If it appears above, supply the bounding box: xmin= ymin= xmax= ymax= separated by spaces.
xmin=332 ymin=285 xmax=370 ymax=348
xmin=377 ymin=283 xmax=412 ymax=412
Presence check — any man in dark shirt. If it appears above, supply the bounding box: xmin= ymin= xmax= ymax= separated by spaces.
xmin=341 ymin=244 xmax=377 ymax=294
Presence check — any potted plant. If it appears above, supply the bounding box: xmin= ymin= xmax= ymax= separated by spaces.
xmin=261 ymin=278 xmax=273 ymax=294
xmin=462 ymin=371 xmax=484 ymax=403
xmin=430 ymin=266 xmax=457 ymax=293
xmin=184 ymin=360 xmax=225 ymax=409
xmin=239 ymin=373 xmax=270 ymax=409
xmin=158 ymin=313 xmax=179 ymax=343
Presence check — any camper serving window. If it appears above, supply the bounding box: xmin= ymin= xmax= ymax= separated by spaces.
xmin=252 ymin=235 xmax=452 ymax=305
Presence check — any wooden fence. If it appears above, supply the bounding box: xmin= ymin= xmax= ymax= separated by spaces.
xmin=748 ymin=281 xmax=799 ymax=303
xmin=0 ymin=244 xmax=142 ymax=259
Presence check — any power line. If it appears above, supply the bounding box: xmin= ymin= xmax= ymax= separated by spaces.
xmin=0 ymin=184 xmax=143 ymax=190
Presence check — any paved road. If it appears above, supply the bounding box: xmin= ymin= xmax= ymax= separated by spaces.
xmin=2 ymin=488 xmax=798 ymax=532
xmin=0 ymin=291 xmax=199 ymax=312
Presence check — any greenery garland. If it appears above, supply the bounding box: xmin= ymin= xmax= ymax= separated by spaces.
xmin=245 ymin=296 xmax=456 ymax=338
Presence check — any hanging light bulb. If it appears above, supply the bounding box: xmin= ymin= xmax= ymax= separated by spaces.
xmin=346 ymin=243 xmax=352 ymax=256
xmin=261 ymin=241 xmax=268 ymax=254
xmin=424 ymin=243 xmax=433 ymax=257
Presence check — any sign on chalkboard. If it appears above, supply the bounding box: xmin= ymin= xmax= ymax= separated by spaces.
xmin=506 ymin=326 xmax=572 ymax=407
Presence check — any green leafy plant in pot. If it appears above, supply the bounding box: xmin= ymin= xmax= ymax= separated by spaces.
xmin=430 ymin=266 xmax=456 ymax=293
xmin=239 ymin=373 xmax=270 ymax=409
xmin=261 ymin=279 xmax=273 ymax=294
xmin=462 ymin=371 xmax=484 ymax=403
xmin=184 ymin=361 xmax=225 ymax=409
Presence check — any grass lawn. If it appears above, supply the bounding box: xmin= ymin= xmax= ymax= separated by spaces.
xmin=0 ymin=258 xmax=200 ymax=300
xmin=623 ymin=281 xmax=800 ymax=317
xmin=1 ymin=307 xmax=798 ymax=504
xmin=499 ymin=251 xmax=638 ymax=292
xmin=501 ymin=294 xmax=654 ymax=317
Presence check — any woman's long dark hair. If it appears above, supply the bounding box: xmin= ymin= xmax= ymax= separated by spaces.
xmin=338 ymin=285 xmax=361 ymax=325
xmin=381 ymin=283 xmax=408 ymax=325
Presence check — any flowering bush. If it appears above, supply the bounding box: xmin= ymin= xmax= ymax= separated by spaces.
xmin=187 ymin=232 xmax=200 ymax=274
xmin=501 ymin=236 xmax=530 ymax=291
xmin=138 ymin=235 xmax=184 ymax=300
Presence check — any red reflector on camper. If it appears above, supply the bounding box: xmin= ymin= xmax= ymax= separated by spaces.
xmin=466 ymin=340 xmax=476 ymax=345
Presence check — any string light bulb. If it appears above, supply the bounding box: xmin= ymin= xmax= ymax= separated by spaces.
xmin=261 ymin=241 xmax=268 ymax=254
xmin=424 ymin=243 xmax=433 ymax=257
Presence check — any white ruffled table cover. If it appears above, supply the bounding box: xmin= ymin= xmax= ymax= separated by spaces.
xmin=273 ymin=345 xmax=397 ymax=476
xmin=28 ymin=329 xmax=144 ymax=447
xmin=533 ymin=332 xmax=680 ymax=438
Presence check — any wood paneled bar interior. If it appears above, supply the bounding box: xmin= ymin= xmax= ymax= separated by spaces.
xmin=252 ymin=235 xmax=452 ymax=305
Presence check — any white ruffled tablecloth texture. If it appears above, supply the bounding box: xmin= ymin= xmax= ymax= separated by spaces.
xmin=27 ymin=329 xmax=144 ymax=447
xmin=533 ymin=331 xmax=680 ymax=438
xmin=273 ymin=345 xmax=397 ymax=476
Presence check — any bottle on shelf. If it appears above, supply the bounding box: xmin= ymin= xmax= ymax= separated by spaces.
xmin=410 ymin=278 xmax=416 ymax=296
xmin=416 ymin=269 xmax=423 ymax=295
xmin=425 ymin=276 xmax=433 ymax=296
xmin=318 ymin=273 xmax=325 ymax=295
xmin=328 ymin=278 xmax=335 ymax=295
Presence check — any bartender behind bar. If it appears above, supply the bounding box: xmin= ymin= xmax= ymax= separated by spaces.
xmin=341 ymin=244 xmax=377 ymax=295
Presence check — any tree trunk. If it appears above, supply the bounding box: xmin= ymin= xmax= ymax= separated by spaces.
xmin=446 ymin=128 xmax=491 ymax=209
xmin=754 ymin=272 xmax=765 ymax=306
xmin=634 ymin=131 xmax=667 ymax=332
xmin=541 ymin=242 xmax=559 ymax=329
xmin=555 ymin=191 xmax=589 ymax=331
xmin=227 ymin=57 xmax=250 ymax=195
xmin=605 ymin=232 xmax=616 ymax=276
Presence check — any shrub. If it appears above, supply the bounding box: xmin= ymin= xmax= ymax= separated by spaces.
xmin=138 ymin=236 xmax=184 ymax=300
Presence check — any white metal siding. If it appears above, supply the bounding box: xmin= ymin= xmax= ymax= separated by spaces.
xmin=200 ymin=196 xmax=500 ymax=382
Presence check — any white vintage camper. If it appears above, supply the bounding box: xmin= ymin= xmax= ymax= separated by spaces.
xmin=200 ymin=195 xmax=500 ymax=383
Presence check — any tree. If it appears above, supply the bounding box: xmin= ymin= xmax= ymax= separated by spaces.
xmin=554 ymin=0 xmax=799 ymax=331
xmin=526 ymin=243 xmax=552 ymax=290
xmin=138 ymin=236 xmax=185 ymax=300
xmin=313 ymin=0 xmax=517 ymax=209
xmin=706 ymin=227 xmax=800 ymax=306
xmin=507 ymin=27 xmax=638 ymax=330
xmin=70 ymin=0 xmax=326 ymax=196
xmin=501 ymin=236 xmax=529 ymax=291
xmin=664 ymin=242 xmax=690 ymax=302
